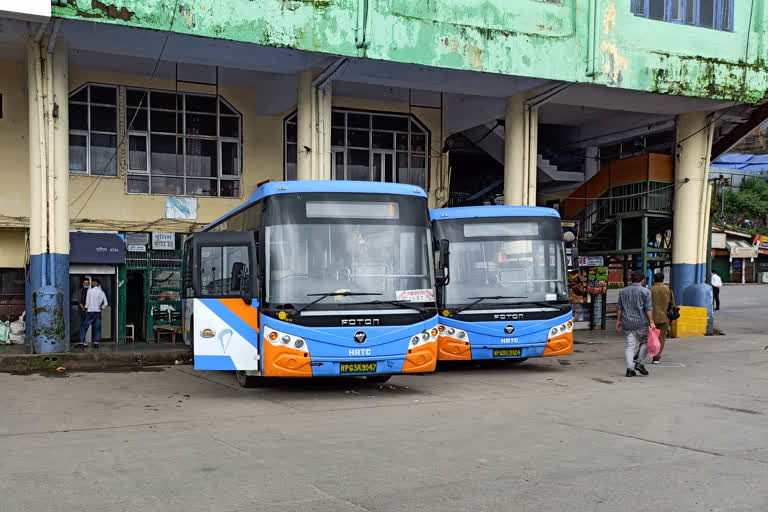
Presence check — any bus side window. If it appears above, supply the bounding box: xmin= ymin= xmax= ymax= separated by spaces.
xmin=200 ymin=245 xmax=250 ymax=297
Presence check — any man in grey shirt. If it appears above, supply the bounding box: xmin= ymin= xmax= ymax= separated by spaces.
xmin=617 ymin=271 xmax=656 ymax=377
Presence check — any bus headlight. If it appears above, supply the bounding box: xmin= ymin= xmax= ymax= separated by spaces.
xmin=447 ymin=328 xmax=456 ymax=336
xmin=264 ymin=326 xmax=309 ymax=352
xmin=548 ymin=321 xmax=573 ymax=340
xmin=410 ymin=327 xmax=438 ymax=348
xmin=457 ymin=331 xmax=466 ymax=339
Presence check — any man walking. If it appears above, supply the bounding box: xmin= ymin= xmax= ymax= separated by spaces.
xmin=711 ymin=270 xmax=722 ymax=311
xmin=650 ymin=273 xmax=674 ymax=364
xmin=81 ymin=279 xmax=108 ymax=346
xmin=77 ymin=278 xmax=90 ymax=345
xmin=617 ymin=271 xmax=656 ymax=377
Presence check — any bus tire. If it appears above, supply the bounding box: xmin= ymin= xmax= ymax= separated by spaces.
xmin=236 ymin=371 xmax=261 ymax=388
xmin=365 ymin=375 xmax=392 ymax=384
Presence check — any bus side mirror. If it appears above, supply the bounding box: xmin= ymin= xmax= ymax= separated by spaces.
xmin=435 ymin=239 xmax=450 ymax=286
xmin=231 ymin=262 xmax=245 ymax=291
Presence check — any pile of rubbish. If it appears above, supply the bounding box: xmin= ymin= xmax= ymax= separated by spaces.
xmin=0 ymin=311 xmax=25 ymax=344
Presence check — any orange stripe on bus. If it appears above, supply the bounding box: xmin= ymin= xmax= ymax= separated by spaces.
xmin=218 ymin=299 xmax=260 ymax=333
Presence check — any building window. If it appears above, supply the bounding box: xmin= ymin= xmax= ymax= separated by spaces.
xmin=69 ymin=84 xmax=119 ymax=176
xmin=631 ymin=0 xmax=734 ymax=31
xmin=126 ymin=88 xmax=242 ymax=197
xmin=284 ymin=110 xmax=430 ymax=190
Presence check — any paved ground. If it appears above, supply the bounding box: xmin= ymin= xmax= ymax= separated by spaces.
xmin=1 ymin=285 xmax=766 ymax=512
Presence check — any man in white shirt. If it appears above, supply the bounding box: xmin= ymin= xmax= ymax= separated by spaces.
xmin=711 ymin=270 xmax=722 ymax=311
xmin=81 ymin=279 xmax=108 ymax=345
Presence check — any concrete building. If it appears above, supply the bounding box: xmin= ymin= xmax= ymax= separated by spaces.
xmin=1 ymin=0 xmax=767 ymax=350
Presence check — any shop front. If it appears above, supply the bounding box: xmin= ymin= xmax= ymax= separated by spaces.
xmin=726 ymin=240 xmax=758 ymax=284
xmin=69 ymin=231 xmax=125 ymax=344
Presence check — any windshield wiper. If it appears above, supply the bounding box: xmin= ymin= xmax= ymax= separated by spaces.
xmin=355 ymin=299 xmax=431 ymax=314
xmin=295 ymin=291 xmax=382 ymax=314
xmin=455 ymin=296 xmax=527 ymax=315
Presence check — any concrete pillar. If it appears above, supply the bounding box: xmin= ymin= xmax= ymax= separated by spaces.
xmin=25 ymin=36 xmax=69 ymax=353
xmin=584 ymin=146 xmax=599 ymax=181
xmin=26 ymin=36 xmax=44 ymax=346
xmin=672 ymin=111 xmax=713 ymax=319
xmin=503 ymin=94 xmax=526 ymax=205
xmin=296 ymin=69 xmax=314 ymax=181
xmin=503 ymin=92 xmax=538 ymax=206
xmin=316 ymin=83 xmax=332 ymax=181
xmin=297 ymin=68 xmax=332 ymax=181
xmin=52 ymin=39 xmax=71 ymax=347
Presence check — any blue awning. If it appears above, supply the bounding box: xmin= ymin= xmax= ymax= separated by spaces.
xmin=70 ymin=232 xmax=125 ymax=264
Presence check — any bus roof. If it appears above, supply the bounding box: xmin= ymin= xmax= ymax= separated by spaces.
xmin=430 ymin=205 xmax=561 ymax=221
xmin=250 ymin=180 xmax=428 ymax=201
xmin=202 ymin=181 xmax=427 ymax=231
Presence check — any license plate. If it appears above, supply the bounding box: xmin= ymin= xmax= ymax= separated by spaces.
xmin=339 ymin=362 xmax=378 ymax=374
xmin=493 ymin=348 xmax=523 ymax=358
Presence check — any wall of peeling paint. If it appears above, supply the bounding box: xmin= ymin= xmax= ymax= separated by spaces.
xmin=51 ymin=1 xmax=768 ymax=103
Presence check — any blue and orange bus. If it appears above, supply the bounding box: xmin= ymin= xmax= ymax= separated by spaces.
xmin=182 ymin=181 xmax=439 ymax=386
xmin=431 ymin=206 xmax=573 ymax=363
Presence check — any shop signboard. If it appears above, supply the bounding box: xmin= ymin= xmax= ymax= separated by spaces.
xmin=752 ymin=235 xmax=768 ymax=255
xmin=70 ymin=232 xmax=125 ymax=264
xmin=152 ymin=232 xmax=176 ymax=251
xmin=729 ymin=241 xmax=758 ymax=259
xmin=579 ymin=256 xmax=604 ymax=267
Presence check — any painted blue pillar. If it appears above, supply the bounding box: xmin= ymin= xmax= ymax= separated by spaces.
xmin=672 ymin=112 xmax=714 ymax=333
xmin=25 ymin=36 xmax=71 ymax=353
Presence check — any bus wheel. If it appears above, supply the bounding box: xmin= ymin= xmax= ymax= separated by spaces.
xmin=365 ymin=375 xmax=391 ymax=384
xmin=236 ymin=371 xmax=261 ymax=388
xmin=506 ymin=358 xmax=528 ymax=364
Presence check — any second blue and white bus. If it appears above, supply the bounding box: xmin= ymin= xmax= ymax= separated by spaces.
xmin=182 ymin=181 xmax=439 ymax=386
xmin=430 ymin=206 xmax=573 ymax=363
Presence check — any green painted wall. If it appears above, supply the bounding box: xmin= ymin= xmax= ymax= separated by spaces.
xmin=53 ymin=0 xmax=768 ymax=102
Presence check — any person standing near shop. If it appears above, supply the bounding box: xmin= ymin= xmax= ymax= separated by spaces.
xmin=616 ymin=271 xmax=656 ymax=377
xmin=77 ymin=278 xmax=90 ymax=345
xmin=650 ymin=273 xmax=674 ymax=364
xmin=711 ymin=270 xmax=722 ymax=311
xmin=81 ymin=279 xmax=108 ymax=346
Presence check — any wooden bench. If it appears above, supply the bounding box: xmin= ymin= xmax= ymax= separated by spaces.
xmin=153 ymin=325 xmax=183 ymax=344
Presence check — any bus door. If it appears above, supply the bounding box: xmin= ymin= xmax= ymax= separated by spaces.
xmin=188 ymin=232 xmax=260 ymax=371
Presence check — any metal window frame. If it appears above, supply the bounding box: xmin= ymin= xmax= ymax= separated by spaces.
xmin=284 ymin=109 xmax=429 ymax=189
xmin=631 ymin=0 xmax=734 ymax=31
xmin=125 ymin=87 xmax=242 ymax=198
xmin=69 ymin=83 xmax=119 ymax=176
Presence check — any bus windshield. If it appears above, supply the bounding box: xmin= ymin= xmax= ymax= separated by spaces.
xmin=438 ymin=218 xmax=568 ymax=308
xmin=264 ymin=195 xmax=434 ymax=309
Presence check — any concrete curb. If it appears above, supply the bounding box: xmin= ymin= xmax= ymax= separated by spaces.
xmin=0 ymin=349 xmax=192 ymax=373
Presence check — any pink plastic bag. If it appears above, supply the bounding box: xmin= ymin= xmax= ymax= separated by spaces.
xmin=647 ymin=328 xmax=661 ymax=358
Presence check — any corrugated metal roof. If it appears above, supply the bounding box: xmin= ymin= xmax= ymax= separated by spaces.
xmin=711 ymin=153 xmax=768 ymax=173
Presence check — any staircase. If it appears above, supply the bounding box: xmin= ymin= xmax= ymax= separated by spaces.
xmin=562 ymin=154 xmax=674 ymax=253
xmin=461 ymin=123 xmax=584 ymax=185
